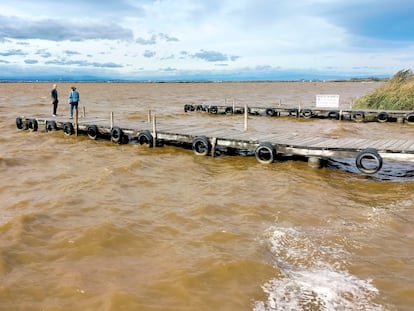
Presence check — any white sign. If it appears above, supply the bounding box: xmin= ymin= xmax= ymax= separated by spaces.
xmin=316 ymin=94 xmax=340 ymax=108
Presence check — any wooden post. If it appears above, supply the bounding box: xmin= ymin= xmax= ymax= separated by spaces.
xmin=298 ymin=103 xmax=301 ymax=118
xmin=244 ymin=103 xmax=248 ymax=131
xmin=148 ymin=110 xmax=151 ymax=123
xmin=75 ymin=108 xmax=78 ymax=136
xmin=232 ymin=98 xmax=235 ymax=115
xmin=211 ymin=137 xmax=217 ymax=158
xmin=82 ymin=106 xmax=86 ymax=118
xmin=308 ymin=157 xmax=322 ymax=168
xmin=110 ymin=112 xmax=114 ymax=128
xmin=152 ymin=114 xmax=157 ymax=148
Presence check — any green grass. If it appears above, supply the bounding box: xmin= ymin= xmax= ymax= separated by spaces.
xmin=353 ymin=69 xmax=414 ymax=110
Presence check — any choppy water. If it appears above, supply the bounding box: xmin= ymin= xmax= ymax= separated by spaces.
xmin=1 ymin=82 xmax=414 ymax=311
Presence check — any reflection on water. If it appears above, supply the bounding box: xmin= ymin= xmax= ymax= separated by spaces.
xmin=1 ymin=82 xmax=414 ymax=311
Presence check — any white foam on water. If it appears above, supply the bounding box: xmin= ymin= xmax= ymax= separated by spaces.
xmin=254 ymin=227 xmax=384 ymax=311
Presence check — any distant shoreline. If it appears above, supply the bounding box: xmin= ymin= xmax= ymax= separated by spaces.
xmin=0 ymin=77 xmax=388 ymax=83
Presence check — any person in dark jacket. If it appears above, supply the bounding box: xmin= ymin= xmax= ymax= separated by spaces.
xmin=50 ymin=84 xmax=58 ymax=116
xmin=68 ymin=86 xmax=80 ymax=119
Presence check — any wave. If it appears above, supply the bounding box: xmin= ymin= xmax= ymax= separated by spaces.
xmin=254 ymin=226 xmax=384 ymax=311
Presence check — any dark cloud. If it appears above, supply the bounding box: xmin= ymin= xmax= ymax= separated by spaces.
xmin=143 ymin=50 xmax=156 ymax=58
xmin=158 ymin=33 xmax=179 ymax=42
xmin=136 ymin=35 xmax=157 ymax=45
xmin=0 ymin=49 xmax=27 ymax=56
xmin=45 ymin=59 xmax=123 ymax=68
xmin=160 ymin=55 xmax=175 ymax=60
xmin=136 ymin=33 xmax=179 ymax=45
xmin=35 ymin=50 xmax=52 ymax=58
xmin=191 ymin=50 xmax=239 ymax=62
xmin=24 ymin=59 xmax=38 ymax=64
xmin=160 ymin=67 xmax=177 ymax=72
xmin=0 ymin=16 xmax=133 ymax=41
xmin=64 ymin=50 xmax=81 ymax=56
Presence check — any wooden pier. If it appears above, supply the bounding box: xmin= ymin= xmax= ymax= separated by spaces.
xmin=15 ymin=113 xmax=414 ymax=175
xmin=184 ymin=103 xmax=414 ymax=124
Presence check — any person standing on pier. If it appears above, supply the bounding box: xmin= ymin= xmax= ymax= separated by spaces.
xmin=50 ymin=84 xmax=58 ymax=116
xmin=68 ymin=86 xmax=80 ymax=119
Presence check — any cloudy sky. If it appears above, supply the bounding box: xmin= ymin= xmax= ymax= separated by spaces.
xmin=0 ymin=0 xmax=413 ymax=81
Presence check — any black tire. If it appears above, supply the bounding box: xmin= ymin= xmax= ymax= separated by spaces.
xmin=209 ymin=106 xmax=218 ymax=114
xmin=327 ymin=111 xmax=339 ymax=120
xmin=192 ymin=136 xmax=211 ymax=156
xmin=63 ymin=122 xmax=74 ymax=136
xmin=302 ymin=109 xmax=312 ymax=118
xmin=288 ymin=109 xmax=298 ymax=117
xmin=405 ymin=112 xmax=414 ymax=124
xmin=28 ymin=119 xmax=38 ymax=132
xmin=196 ymin=105 xmax=203 ymax=111
xmin=234 ymin=107 xmax=243 ymax=115
xmin=137 ymin=130 xmax=153 ymax=147
xmin=111 ymin=126 xmax=123 ymax=143
xmin=16 ymin=117 xmax=25 ymax=130
xmin=184 ymin=104 xmax=192 ymax=112
xmin=87 ymin=125 xmax=99 ymax=140
xmin=355 ymin=148 xmax=383 ymax=174
xmin=45 ymin=120 xmax=57 ymax=132
xmin=352 ymin=111 xmax=365 ymax=122
xmin=266 ymin=108 xmax=275 ymax=116
xmin=376 ymin=111 xmax=388 ymax=123
xmin=255 ymin=142 xmax=277 ymax=164
xmin=225 ymin=106 xmax=233 ymax=114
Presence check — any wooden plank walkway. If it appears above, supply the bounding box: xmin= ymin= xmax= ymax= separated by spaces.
xmin=15 ymin=115 xmax=414 ymax=174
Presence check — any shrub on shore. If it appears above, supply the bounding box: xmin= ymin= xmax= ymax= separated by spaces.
xmin=353 ymin=69 xmax=414 ymax=110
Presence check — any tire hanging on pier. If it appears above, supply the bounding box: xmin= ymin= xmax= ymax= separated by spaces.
xmin=266 ymin=108 xmax=276 ymax=116
xmin=16 ymin=117 xmax=26 ymax=130
xmin=184 ymin=104 xmax=194 ymax=112
xmin=405 ymin=112 xmax=414 ymax=124
xmin=225 ymin=106 xmax=233 ymax=114
xmin=327 ymin=111 xmax=339 ymax=120
xmin=351 ymin=111 xmax=365 ymax=122
xmin=192 ymin=136 xmax=211 ymax=156
xmin=63 ymin=122 xmax=74 ymax=136
xmin=137 ymin=130 xmax=153 ymax=147
xmin=111 ymin=126 xmax=124 ymax=144
xmin=27 ymin=119 xmax=38 ymax=132
xmin=355 ymin=148 xmax=383 ymax=174
xmin=45 ymin=120 xmax=57 ymax=132
xmin=255 ymin=142 xmax=277 ymax=164
xmin=288 ymin=109 xmax=298 ymax=117
xmin=209 ymin=106 xmax=218 ymax=114
xmin=87 ymin=125 xmax=99 ymax=140
xmin=302 ymin=109 xmax=312 ymax=118
xmin=376 ymin=111 xmax=388 ymax=123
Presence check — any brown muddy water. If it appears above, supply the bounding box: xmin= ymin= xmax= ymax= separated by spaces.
xmin=1 ymin=82 xmax=414 ymax=311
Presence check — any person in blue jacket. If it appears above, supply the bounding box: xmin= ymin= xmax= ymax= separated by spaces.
xmin=68 ymin=86 xmax=80 ymax=119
